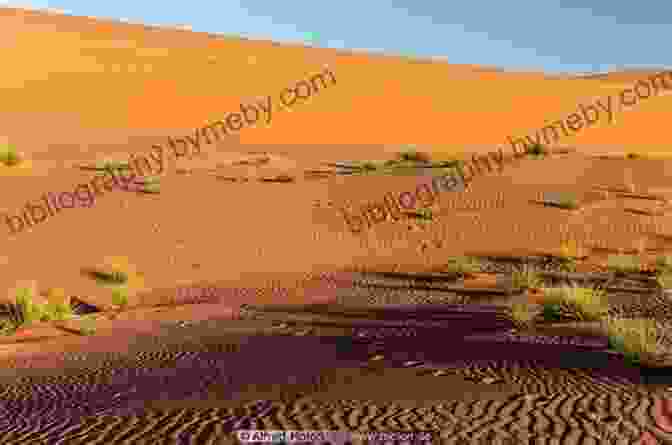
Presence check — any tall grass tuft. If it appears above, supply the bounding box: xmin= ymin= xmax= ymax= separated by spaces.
xmin=512 ymin=264 xmax=543 ymax=290
xmin=541 ymin=284 xmax=608 ymax=322
xmin=601 ymin=316 xmax=668 ymax=367
xmin=0 ymin=144 xmax=22 ymax=167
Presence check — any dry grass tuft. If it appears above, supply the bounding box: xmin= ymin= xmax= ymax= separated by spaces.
xmin=511 ymin=264 xmax=543 ymax=289
xmin=607 ymin=253 xmax=642 ymax=274
xmin=541 ymin=284 xmax=608 ymax=321
xmin=509 ymin=303 xmax=539 ymax=330
xmin=0 ymin=144 xmax=23 ymax=167
xmin=600 ymin=316 xmax=669 ymax=367
xmin=441 ymin=256 xmax=481 ymax=275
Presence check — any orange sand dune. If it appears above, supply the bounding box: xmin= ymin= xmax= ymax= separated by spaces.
xmin=1 ymin=7 xmax=671 ymax=153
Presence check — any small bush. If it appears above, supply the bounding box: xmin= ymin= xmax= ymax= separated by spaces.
xmin=43 ymin=302 xmax=73 ymax=321
xmin=601 ymin=317 xmax=667 ymax=367
xmin=404 ymin=208 xmax=434 ymax=221
xmin=88 ymin=269 xmax=129 ymax=285
xmin=656 ymin=255 xmax=672 ymax=272
xmin=554 ymin=193 xmax=580 ymax=210
xmin=542 ymin=302 xmax=564 ymax=322
xmin=0 ymin=145 xmax=22 ymax=167
xmin=442 ymin=256 xmax=481 ymax=275
xmin=607 ymin=254 xmax=641 ymax=274
xmin=14 ymin=285 xmax=45 ymax=325
xmin=509 ymin=303 xmax=538 ymax=329
xmin=541 ymin=285 xmax=608 ymax=321
xmin=512 ymin=265 xmax=543 ymax=289
xmin=111 ymin=287 xmax=129 ymax=309
xmin=526 ymin=143 xmax=549 ymax=157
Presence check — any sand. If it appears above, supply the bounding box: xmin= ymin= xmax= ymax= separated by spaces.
xmin=1 ymin=6 xmax=672 ymax=445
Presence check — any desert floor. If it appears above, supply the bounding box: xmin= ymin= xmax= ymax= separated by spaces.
xmin=3 ymin=6 xmax=672 ymax=445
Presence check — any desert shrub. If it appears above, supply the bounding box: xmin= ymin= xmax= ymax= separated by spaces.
xmin=404 ymin=208 xmax=433 ymax=221
xmin=14 ymin=285 xmax=46 ymax=325
xmin=442 ymin=256 xmax=481 ymax=275
xmin=43 ymin=302 xmax=73 ymax=321
xmin=541 ymin=285 xmax=607 ymax=321
xmin=607 ymin=254 xmax=641 ymax=274
xmin=111 ymin=287 xmax=129 ymax=309
xmin=509 ymin=303 xmax=538 ymax=329
xmin=0 ymin=145 xmax=22 ymax=167
xmin=657 ymin=272 xmax=672 ymax=290
xmin=512 ymin=265 xmax=543 ymax=289
xmin=525 ymin=143 xmax=549 ymax=157
xmin=601 ymin=316 xmax=667 ymax=367
xmin=88 ymin=269 xmax=129 ymax=285
xmin=554 ymin=193 xmax=580 ymax=210
xmin=656 ymin=255 xmax=672 ymax=273
xmin=542 ymin=303 xmax=564 ymax=322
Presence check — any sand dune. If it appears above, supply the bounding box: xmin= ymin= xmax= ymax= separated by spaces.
xmin=1 ymin=6 xmax=672 ymax=445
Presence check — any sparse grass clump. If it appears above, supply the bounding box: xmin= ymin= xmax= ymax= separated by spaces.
xmin=0 ymin=145 xmax=22 ymax=167
xmin=404 ymin=208 xmax=434 ymax=221
xmin=512 ymin=265 xmax=543 ymax=290
xmin=656 ymin=255 xmax=672 ymax=273
xmin=509 ymin=303 xmax=538 ymax=329
xmin=525 ymin=143 xmax=549 ymax=158
xmin=607 ymin=254 xmax=642 ymax=274
xmin=656 ymin=272 xmax=672 ymax=290
xmin=111 ymin=287 xmax=129 ymax=309
xmin=540 ymin=285 xmax=608 ymax=322
xmin=442 ymin=256 xmax=481 ymax=275
xmin=135 ymin=175 xmax=161 ymax=194
xmin=84 ymin=256 xmax=144 ymax=311
xmin=601 ymin=316 xmax=667 ymax=367
xmin=555 ymin=193 xmax=580 ymax=210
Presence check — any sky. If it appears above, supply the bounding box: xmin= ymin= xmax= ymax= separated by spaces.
xmin=4 ymin=1 xmax=672 ymax=74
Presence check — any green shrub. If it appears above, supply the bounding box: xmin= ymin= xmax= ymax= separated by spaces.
xmin=404 ymin=208 xmax=434 ymax=221
xmin=542 ymin=303 xmax=563 ymax=322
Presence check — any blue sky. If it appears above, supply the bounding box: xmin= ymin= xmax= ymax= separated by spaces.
xmin=5 ymin=1 xmax=672 ymax=74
